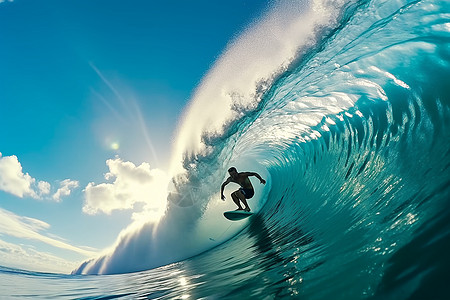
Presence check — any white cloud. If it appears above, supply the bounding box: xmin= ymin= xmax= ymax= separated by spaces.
xmin=38 ymin=181 xmax=51 ymax=195
xmin=0 ymin=153 xmax=79 ymax=202
xmin=52 ymin=179 xmax=79 ymax=202
xmin=83 ymin=157 xmax=168 ymax=217
xmin=0 ymin=153 xmax=39 ymax=198
xmin=0 ymin=208 xmax=97 ymax=257
xmin=0 ymin=239 xmax=78 ymax=273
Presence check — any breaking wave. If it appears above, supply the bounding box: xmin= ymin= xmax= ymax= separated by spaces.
xmin=68 ymin=1 xmax=450 ymax=298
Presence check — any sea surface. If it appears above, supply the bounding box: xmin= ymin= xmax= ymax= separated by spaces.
xmin=2 ymin=0 xmax=450 ymax=299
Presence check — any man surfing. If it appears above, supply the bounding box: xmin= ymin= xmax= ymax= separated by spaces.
xmin=221 ymin=167 xmax=266 ymax=212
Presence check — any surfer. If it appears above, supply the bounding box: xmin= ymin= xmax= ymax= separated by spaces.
xmin=221 ymin=167 xmax=266 ymax=212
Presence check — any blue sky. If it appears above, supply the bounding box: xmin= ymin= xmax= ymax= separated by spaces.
xmin=0 ymin=0 xmax=270 ymax=272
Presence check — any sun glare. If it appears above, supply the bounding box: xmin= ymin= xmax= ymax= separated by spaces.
xmin=111 ymin=142 xmax=120 ymax=150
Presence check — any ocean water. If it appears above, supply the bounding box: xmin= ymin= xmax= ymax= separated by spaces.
xmin=2 ymin=0 xmax=450 ymax=299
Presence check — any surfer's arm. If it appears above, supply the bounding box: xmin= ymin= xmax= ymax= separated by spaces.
xmin=220 ymin=177 xmax=231 ymax=200
xmin=243 ymin=172 xmax=266 ymax=184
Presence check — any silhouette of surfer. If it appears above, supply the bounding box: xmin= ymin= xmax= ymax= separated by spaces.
xmin=221 ymin=167 xmax=266 ymax=211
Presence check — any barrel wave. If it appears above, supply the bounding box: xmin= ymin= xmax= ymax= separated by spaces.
xmin=4 ymin=0 xmax=450 ymax=299
xmin=185 ymin=0 xmax=450 ymax=297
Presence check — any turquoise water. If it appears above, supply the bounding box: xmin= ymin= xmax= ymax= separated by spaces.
xmin=2 ymin=0 xmax=450 ymax=298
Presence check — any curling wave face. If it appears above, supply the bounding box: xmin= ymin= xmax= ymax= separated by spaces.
xmin=69 ymin=1 xmax=450 ymax=298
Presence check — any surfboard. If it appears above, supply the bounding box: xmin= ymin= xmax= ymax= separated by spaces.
xmin=223 ymin=210 xmax=253 ymax=221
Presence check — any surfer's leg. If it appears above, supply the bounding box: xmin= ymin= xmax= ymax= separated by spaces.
xmin=231 ymin=191 xmax=244 ymax=210
xmin=236 ymin=190 xmax=251 ymax=212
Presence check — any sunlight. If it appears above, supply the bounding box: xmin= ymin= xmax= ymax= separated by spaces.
xmin=111 ymin=142 xmax=120 ymax=150
xmin=83 ymin=157 xmax=170 ymax=222
xmin=90 ymin=62 xmax=160 ymax=165
xmin=131 ymin=172 xmax=170 ymax=223
xmin=179 ymin=277 xmax=187 ymax=286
